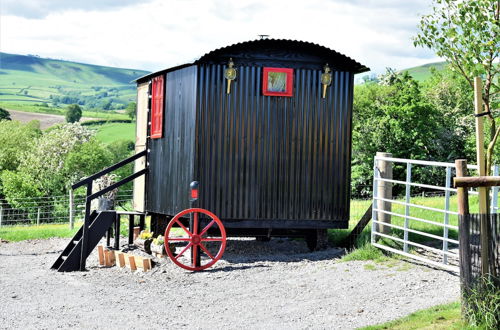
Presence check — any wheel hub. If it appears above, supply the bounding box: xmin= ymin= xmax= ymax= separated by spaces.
xmin=192 ymin=234 xmax=201 ymax=245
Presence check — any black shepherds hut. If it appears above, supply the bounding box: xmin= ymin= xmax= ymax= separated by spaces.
xmin=133 ymin=39 xmax=369 ymax=249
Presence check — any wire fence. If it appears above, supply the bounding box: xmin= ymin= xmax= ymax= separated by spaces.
xmin=0 ymin=190 xmax=133 ymax=227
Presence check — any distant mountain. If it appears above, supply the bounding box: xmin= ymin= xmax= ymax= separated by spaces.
xmin=400 ymin=61 xmax=448 ymax=82
xmin=0 ymin=52 xmax=149 ymax=110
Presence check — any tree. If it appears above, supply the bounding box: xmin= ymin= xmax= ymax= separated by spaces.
xmin=414 ymin=0 xmax=500 ymax=174
xmin=125 ymin=102 xmax=136 ymax=120
xmin=0 ymin=107 xmax=11 ymax=121
xmin=352 ymin=72 xmax=448 ymax=197
xmin=66 ymin=104 xmax=82 ymax=123
xmin=0 ymin=121 xmax=41 ymax=172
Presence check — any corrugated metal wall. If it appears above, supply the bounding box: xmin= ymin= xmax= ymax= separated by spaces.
xmin=147 ymin=66 xmax=197 ymax=215
xmin=196 ymin=65 xmax=353 ymax=223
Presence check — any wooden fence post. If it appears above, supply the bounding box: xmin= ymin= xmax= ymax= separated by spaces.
xmin=36 ymin=208 xmax=41 ymax=226
xmin=376 ymin=152 xmax=392 ymax=234
xmin=0 ymin=206 xmax=3 ymax=228
xmin=455 ymin=159 xmax=470 ymax=316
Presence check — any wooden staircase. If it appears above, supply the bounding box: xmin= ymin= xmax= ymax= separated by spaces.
xmin=51 ymin=150 xmax=147 ymax=272
xmin=51 ymin=211 xmax=116 ymax=272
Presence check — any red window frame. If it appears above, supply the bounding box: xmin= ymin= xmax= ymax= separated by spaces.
xmin=262 ymin=67 xmax=294 ymax=97
xmin=151 ymin=75 xmax=164 ymax=139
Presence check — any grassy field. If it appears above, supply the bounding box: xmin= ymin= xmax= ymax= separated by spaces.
xmin=89 ymin=122 xmax=136 ymax=143
xmin=1 ymin=101 xmax=129 ymax=121
xmin=0 ymin=52 xmax=147 ymax=113
xmin=400 ymin=61 xmax=448 ymax=81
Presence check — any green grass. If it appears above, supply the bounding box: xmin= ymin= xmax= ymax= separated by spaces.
xmin=333 ymin=194 xmax=480 ymax=261
xmin=87 ymin=122 xmax=136 ymax=143
xmin=360 ymin=302 xmax=466 ymax=329
xmin=0 ymin=223 xmax=79 ymax=242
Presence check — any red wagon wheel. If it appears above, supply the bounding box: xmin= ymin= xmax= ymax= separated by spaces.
xmin=164 ymin=208 xmax=226 ymax=271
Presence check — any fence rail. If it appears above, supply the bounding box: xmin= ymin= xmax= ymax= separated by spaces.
xmin=0 ymin=190 xmax=133 ymax=227
xmin=370 ymin=155 xmax=499 ymax=272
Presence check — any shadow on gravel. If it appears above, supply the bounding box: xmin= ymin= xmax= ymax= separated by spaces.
xmin=218 ymin=238 xmax=345 ymax=265
xmin=200 ymin=264 xmax=271 ymax=273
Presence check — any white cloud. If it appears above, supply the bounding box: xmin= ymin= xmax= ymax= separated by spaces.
xmin=0 ymin=0 xmax=440 ymax=74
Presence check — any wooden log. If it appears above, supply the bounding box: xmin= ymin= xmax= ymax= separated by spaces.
xmin=97 ymin=245 xmax=105 ymax=266
xmin=128 ymin=256 xmax=137 ymax=271
xmin=454 ymin=176 xmax=500 ymax=188
xmin=134 ymin=238 xmax=152 ymax=254
xmin=104 ymin=249 xmax=115 ymax=267
xmin=133 ymin=227 xmax=141 ymax=241
xmin=115 ymin=251 xmax=126 ymax=267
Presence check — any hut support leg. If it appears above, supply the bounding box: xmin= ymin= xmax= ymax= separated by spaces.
xmin=305 ymin=229 xmax=329 ymax=251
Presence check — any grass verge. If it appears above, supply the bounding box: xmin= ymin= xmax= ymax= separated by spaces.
xmin=0 ymin=223 xmax=79 ymax=242
xmin=360 ymin=302 xmax=467 ymax=329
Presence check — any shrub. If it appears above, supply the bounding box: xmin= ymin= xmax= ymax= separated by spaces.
xmin=65 ymin=104 xmax=82 ymax=123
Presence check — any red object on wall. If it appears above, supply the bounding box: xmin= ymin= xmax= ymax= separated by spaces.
xmin=151 ymin=75 xmax=164 ymax=139
xmin=262 ymin=67 xmax=294 ymax=97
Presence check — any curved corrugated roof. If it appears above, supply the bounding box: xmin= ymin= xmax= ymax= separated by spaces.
xmin=136 ymin=38 xmax=369 ymax=83
xmin=196 ymin=38 xmax=369 ymax=74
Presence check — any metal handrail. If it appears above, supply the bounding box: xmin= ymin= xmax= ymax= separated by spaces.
xmin=76 ymin=150 xmax=148 ymax=270
xmin=72 ymin=150 xmax=147 ymax=190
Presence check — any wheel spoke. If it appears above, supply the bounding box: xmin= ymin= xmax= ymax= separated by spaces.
xmin=175 ymin=219 xmax=192 ymax=237
xmin=192 ymin=245 xmax=198 ymax=267
xmin=201 ymin=238 xmax=224 ymax=242
xmin=199 ymin=219 xmax=215 ymax=236
xmin=199 ymin=243 xmax=215 ymax=260
xmin=193 ymin=212 xmax=199 ymax=235
xmin=168 ymin=237 xmax=191 ymax=241
xmin=174 ymin=243 xmax=192 ymax=260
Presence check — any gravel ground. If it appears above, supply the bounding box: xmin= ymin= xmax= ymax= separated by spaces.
xmin=0 ymin=237 xmax=460 ymax=329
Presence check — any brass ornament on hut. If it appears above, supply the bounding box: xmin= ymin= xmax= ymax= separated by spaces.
xmin=224 ymin=58 xmax=237 ymax=94
xmin=321 ymin=64 xmax=332 ymax=99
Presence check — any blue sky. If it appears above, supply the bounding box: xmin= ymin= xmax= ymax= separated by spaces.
xmin=0 ymin=0 xmax=440 ymax=75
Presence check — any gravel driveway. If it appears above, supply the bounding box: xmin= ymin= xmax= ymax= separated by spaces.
xmin=0 ymin=238 xmax=459 ymax=329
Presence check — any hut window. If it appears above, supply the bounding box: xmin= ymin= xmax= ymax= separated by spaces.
xmin=262 ymin=67 xmax=293 ymax=97
xmin=151 ymin=75 xmax=164 ymax=139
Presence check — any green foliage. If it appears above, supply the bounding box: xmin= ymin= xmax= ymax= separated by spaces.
xmin=0 ymin=120 xmax=41 ymax=172
xmin=414 ymin=0 xmax=500 ymax=173
xmin=63 ymin=139 xmax=114 ymax=184
xmin=65 ymin=104 xmax=82 ymax=123
xmin=1 ymin=123 xmax=95 ymax=206
xmin=464 ymin=276 xmax=500 ymax=329
xmin=414 ymin=0 xmax=499 ymax=84
xmin=352 ymin=71 xmax=450 ymax=197
xmin=0 ymin=107 xmax=11 ymax=121
xmin=126 ymin=102 xmax=136 ymax=120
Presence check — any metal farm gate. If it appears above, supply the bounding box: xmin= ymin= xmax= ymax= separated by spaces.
xmin=370 ymin=154 xmax=499 ymax=272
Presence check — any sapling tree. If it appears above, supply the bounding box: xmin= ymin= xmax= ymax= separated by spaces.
xmin=414 ymin=0 xmax=500 ymax=174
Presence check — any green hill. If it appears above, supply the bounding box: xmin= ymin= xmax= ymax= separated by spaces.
xmin=0 ymin=52 xmax=149 ymax=111
xmin=400 ymin=61 xmax=448 ymax=81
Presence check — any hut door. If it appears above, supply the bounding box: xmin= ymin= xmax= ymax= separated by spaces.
xmin=133 ymin=82 xmax=149 ymax=212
